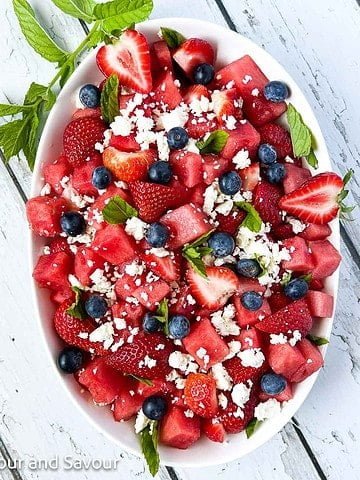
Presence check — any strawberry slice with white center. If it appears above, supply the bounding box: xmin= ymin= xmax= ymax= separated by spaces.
xmin=173 ymin=38 xmax=215 ymax=78
xmin=103 ymin=147 xmax=156 ymax=182
xmin=183 ymin=84 xmax=211 ymax=103
xmin=212 ymin=88 xmax=243 ymax=125
xmin=186 ymin=266 xmax=240 ymax=311
xmin=279 ymin=172 xmax=345 ymax=224
xmin=96 ymin=30 xmax=152 ymax=93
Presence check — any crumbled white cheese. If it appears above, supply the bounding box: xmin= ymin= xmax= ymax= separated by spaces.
xmin=168 ymin=351 xmax=198 ymax=375
xmin=134 ymin=410 xmax=151 ymax=433
xmin=40 ymin=183 xmax=51 ymax=196
xmin=184 ymin=409 xmax=194 ymax=418
xmin=270 ymin=333 xmax=288 ymax=345
xmin=232 ymin=149 xmax=251 ymax=170
xmin=110 ymin=116 xmax=131 ymax=136
xmin=89 ymin=322 xmax=114 ymax=349
xmin=210 ymin=304 xmax=240 ymax=336
xmin=238 ymin=348 xmax=265 ymax=368
xmin=212 ymin=363 xmax=233 ymax=391
xmin=231 ymin=382 xmax=252 ymax=408
xmin=218 ymin=392 xmax=228 ymax=410
xmin=124 ymin=260 xmax=145 ymax=277
xmin=125 ymin=217 xmax=148 ymax=241
xmin=288 ymin=217 xmax=306 ymax=234
xmin=254 ymin=399 xmax=281 ymax=421
xmin=288 ymin=329 xmax=302 ymax=347
xmin=161 ymin=105 xmax=189 ymax=131
xmin=148 ymin=247 xmax=170 ymax=257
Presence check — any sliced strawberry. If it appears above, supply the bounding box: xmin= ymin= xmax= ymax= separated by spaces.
xmin=96 ymin=30 xmax=152 ymax=94
xmin=186 ymin=266 xmax=239 ymax=311
xmin=63 ymin=117 xmax=106 ymax=167
xmin=239 ymin=162 xmax=261 ymax=191
xmin=103 ymin=147 xmax=156 ymax=182
xmin=224 ymin=356 xmax=267 ymax=385
xmin=109 ymin=134 xmax=140 ymax=152
xmin=258 ymin=123 xmax=293 ymax=159
xmin=255 ymin=299 xmax=313 ymax=337
xmin=141 ymin=249 xmax=181 ymax=282
xmin=173 ymin=38 xmax=215 ymax=78
xmin=212 ymin=88 xmax=243 ymax=125
xmin=105 ymin=333 xmax=173 ymax=379
xmin=183 ymin=85 xmax=211 ymax=103
xmin=253 ymin=181 xmax=282 ymax=226
xmin=202 ymin=419 xmax=226 ymax=443
xmin=26 ymin=196 xmax=68 ymax=237
xmin=217 ymin=209 xmax=246 ymax=235
xmin=279 ymin=172 xmax=344 ymax=224
xmin=184 ymin=373 xmax=218 ymax=418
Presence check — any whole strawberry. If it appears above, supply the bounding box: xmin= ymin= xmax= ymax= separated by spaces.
xmin=63 ymin=117 xmax=107 ymax=167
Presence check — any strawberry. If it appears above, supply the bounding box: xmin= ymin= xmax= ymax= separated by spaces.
xmin=105 ymin=333 xmax=173 ymax=379
xmin=212 ymin=88 xmax=243 ymax=125
xmin=109 ymin=134 xmax=140 ymax=153
xmin=96 ymin=30 xmax=152 ymax=93
xmin=239 ymin=162 xmax=261 ymax=191
xmin=258 ymin=123 xmax=293 ymax=159
xmin=202 ymin=419 xmax=226 ymax=443
xmin=103 ymin=147 xmax=156 ymax=182
xmin=173 ymin=38 xmax=215 ymax=78
xmin=141 ymin=249 xmax=181 ymax=282
xmin=255 ymin=299 xmax=313 ymax=337
xmin=272 ymin=223 xmax=294 ymax=240
xmin=26 ymin=196 xmax=68 ymax=237
xmin=216 ymin=209 xmax=246 ymax=235
xmin=224 ymin=357 xmax=267 ymax=385
xmin=184 ymin=373 xmax=218 ymax=418
xmin=129 ymin=181 xmax=185 ymax=222
xmin=183 ymin=85 xmax=210 ymax=103
xmin=220 ymin=390 xmax=259 ymax=434
xmin=53 ymin=301 xmax=105 ymax=355
xmin=253 ymin=181 xmax=282 ymax=226
xmin=72 ymin=107 xmax=102 ymax=120
xmin=186 ymin=266 xmax=239 ymax=311
xmin=279 ymin=172 xmax=344 ymax=224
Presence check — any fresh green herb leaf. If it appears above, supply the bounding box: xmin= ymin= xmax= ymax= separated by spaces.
xmin=254 ymin=254 xmax=268 ymax=277
xmin=343 ymin=169 xmax=354 ymax=187
xmin=94 ymin=0 xmax=154 ymax=34
xmin=280 ymin=271 xmax=292 ymax=286
xmin=13 ymin=0 xmax=68 ymax=64
xmin=186 ymin=230 xmax=215 ymax=249
xmin=307 ymin=148 xmax=318 ymax=169
xmin=0 ymin=119 xmax=30 ymax=160
xmin=235 ymin=201 xmax=262 ymax=233
xmin=154 ymin=299 xmax=169 ymax=334
xmin=129 ymin=375 xmax=153 ymax=386
xmin=139 ymin=421 xmax=160 ymax=477
xmin=196 ymin=130 xmax=229 ymax=155
xmin=0 ymin=104 xmax=31 ymax=116
xmin=307 ymin=335 xmax=329 ymax=346
xmin=160 ymin=27 xmax=186 ymax=48
xmin=286 ymin=103 xmax=312 ymax=158
xmin=51 ymin=0 xmax=96 ymax=22
xmin=66 ymin=287 xmax=87 ymax=319
xmin=246 ymin=418 xmax=262 ymax=438
xmin=182 ymin=230 xmax=214 ymax=278
xmin=102 ymin=195 xmax=138 ymax=224
xmin=100 ymin=74 xmax=120 ymax=124
xmin=301 ymin=273 xmax=312 ymax=283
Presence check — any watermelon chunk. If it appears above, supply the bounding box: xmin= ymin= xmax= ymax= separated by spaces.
xmin=221 ymin=122 xmax=261 ymax=159
xmin=306 ymin=290 xmax=334 ymax=318
xmin=43 ymin=155 xmax=71 ymax=194
xmin=290 ymin=338 xmax=324 ymax=383
xmin=114 ymin=263 xmax=147 ymax=301
xmin=152 ymin=71 xmax=182 ymax=109
xmin=87 ymin=185 xmax=132 ymax=230
xmin=33 ymin=252 xmax=72 ymax=290
xmin=308 ymin=240 xmax=341 ymax=279
xmin=239 ymin=162 xmax=260 ymax=191
xmin=151 ymin=40 xmax=173 ymax=78
xmin=26 ymin=196 xmax=68 ymax=237
xmin=141 ymin=249 xmax=181 ymax=283
xmin=72 ymin=154 xmax=102 ymax=196
xmin=160 ymin=406 xmax=201 ymax=449
xmin=234 ymin=295 xmax=271 ymax=328
xmin=300 ymin=223 xmax=332 ymax=241
xmin=237 ymin=278 xmax=266 ymax=296
xmin=112 ymin=301 xmax=145 ymax=326
xmin=283 ymin=164 xmax=311 ymax=194
xmin=202 ymin=419 xmax=226 ymax=443
xmin=282 ymin=236 xmax=315 ymax=272
xmin=170 ymin=151 xmax=203 ymax=188
xmin=113 ymin=377 xmax=143 ymax=421
xmin=74 ymin=247 xmax=105 ymax=286
xmin=188 ymin=183 xmax=206 ymax=208
xmin=259 ymin=382 xmax=293 ymax=402
xmin=132 ymin=279 xmax=170 ymax=311
xmin=237 ymin=327 xmax=264 ymax=350
xmin=183 ymin=318 xmax=230 ymax=369
xmin=161 ymin=204 xmax=212 ymax=250
xmin=202 ymin=155 xmax=230 ymax=185
xmin=92 ymin=224 xmax=138 ymax=265
xmin=268 ymin=343 xmax=306 ymax=380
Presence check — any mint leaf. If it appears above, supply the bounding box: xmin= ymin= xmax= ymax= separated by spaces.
xmin=100 ymin=74 xmax=120 ymax=124
xmin=235 ymin=201 xmax=262 ymax=233
xmin=160 ymin=27 xmax=185 ymax=48
xmin=0 ymin=119 xmax=30 ymax=160
xmin=182 ymin=230 xmax=214 ymax=278
xmin=66 ymin=287 xmax=87 ymax=319
xmin=0 ymin=104 xmax=30 ymax=116
xmin=287 ymin=103 xmax=312 ymax=157
xmin=139 ymin=421 xmax=160 ymax=477
xmin=13 ymin=0 xmax=67 ymax=64
xmin=307 ymin=335 xmax=329 ymax=346
xmin=246 ymin=418 xmax=262 ymax=438
xmin=51 ymin=0 xmax=96 ymax=22
xmin=301 ymin=273 xmax=312 ymax=283
xmin=129 ymin=375 xmax=153 ymax=386
xmin=154 ymin=299 xmax=169 ymax=335
xmin=94 ymin=0 xmax=154 ymax=34
xmin=102 ymin=195 xmax=138 ymax=224
xmin=280 ymin=271 xmax=292 ymax=286
xmin=196 ymin=130 xmax=229 ymax=155
xmin=307 ymin=148 xmax=318 ymax=169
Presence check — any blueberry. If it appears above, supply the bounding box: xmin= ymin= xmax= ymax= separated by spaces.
xmin=143 ymin=313 xmax=163 ymax=333
xmin=60 ymin=211 xmax=86 ymax=237
xmin=193 ymin=63 xmax=215 ymax=85
xmin=167 ymin=127 xmax=189 ymax=150
xmin=264 ymin=81 xmax=289 ymax=103
xmin=145 ymin=222 xmax=169 ymax=248
xmin=284 ymin=278 xmax=309 ymax=300
xmin=142 ymin=395 xmax=167 ymax=420
xmin=92 ymin=166 xmax=112 ymax=189
xmin=219 ymin=171 xmax=242 ymax=196
xmin=58 ymin=347 xmax=84 ymax=374
xmin=168 ymin=315 xmax=190 ymax=339
xmin=266 ymin=163 xmax=286 ymax=184
xmin=148 ymin=161 xmax=172 ymax=184
xmin=79 ymin=84 xmax=101 ymax=108
xmin=236 ymin=258 xmax=262 ymax=278
xmin=241 ymin=291 xmax=263 ymax=311
xmin=208 ymin=232 xmax=235 ymax=258
xmin=258 ymin=143 xmax=277 ymax=165
xmin=85 ymin=295 xmax=108 ymax=318
xmin=261 ymin=373 xmax=287 ymax=395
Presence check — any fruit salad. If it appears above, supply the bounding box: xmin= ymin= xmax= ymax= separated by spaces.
xmin=27 ymin=26 xmax=349 ymax=474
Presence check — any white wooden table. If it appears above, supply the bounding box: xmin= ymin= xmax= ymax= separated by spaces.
xmin=0 ymin=0 xmax=359 ymax=479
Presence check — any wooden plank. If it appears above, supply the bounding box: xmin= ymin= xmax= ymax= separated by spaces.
xmin=220 ymin=0 xmax=360 ymax=248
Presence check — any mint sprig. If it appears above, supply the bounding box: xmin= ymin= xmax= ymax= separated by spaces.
xmin=66 ymin=287 xmax=87 ymax=320
xmin=235 ymin=201 xmax=262 ymax=233
xmin=0 ymin=0 xmax=154 ymax=170
xmin=307 ymin=335 xmax=329 ymax=346
xmin=160 ymin=27 xmax=186 ymax=48
xmin=102 ymin=195 xmax=138 ymax=224
xmin=139 ymin=421 xmax=160 ymax=477
xmin=196 ymin=130 xmax=229 ymax=155
xmin=286 ymin=103 xmax=318 ymax=169
xmin=154 ymin=298 xmax=169 ymax=334
xmin=100 ymin=74 xmax=120 ymax=124
xmin=182 ymin=230 xmax=214 ymax=278
xmin=246 ymin=418 xmax=262 ymax=438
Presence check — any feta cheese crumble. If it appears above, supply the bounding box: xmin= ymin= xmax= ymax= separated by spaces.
xmin=238 ymin=348 xmax=265 ymax=368
xmin=254 ymin=399 xmax=281 ymax=421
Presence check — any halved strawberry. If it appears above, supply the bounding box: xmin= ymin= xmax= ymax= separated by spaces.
xmin=255 ymin=299 xmax=313 ymax=337
xmin=184 ymin=373 xmax=218 ymax=418
xmin=103 ymin=147 xmax=156 ymax=182
xmin=217 ymin=209 xmax=246 ymax=235
xmin=173 ymin=38 xmax=215 ymax=78
xmin=253 ymin=181 xmax=282 ymax=226
xmin=212 ymin=88 xmax=243 ymax=125
xmin=96 ymin=30 xmax=152 ymax=94
xmin=279 ymin=172 xmax=344 ymax=224
xmin=109 ymin=134 xmax=140 ymax=152
xmin=63 ymin=117 xmax=106 ymax=167
xmin=202 ymin=419 xmax=226 ymax=443
xmin=183 ymin=85 xmax=210 ymax=103
xmin=186 ymin=266 xmax=239 ymax=311
xmin=258 ymin=123 xmax=293 ymax=159
xmin=141 ymin=249 xmax=181 ymax=282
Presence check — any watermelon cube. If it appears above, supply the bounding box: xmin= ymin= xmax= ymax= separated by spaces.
xmin=141 ymin=249 xmax=181 ymax=282
xmin=202 ymin=155 xmax=230 ymax=185
xmin=136 ymin=378 xmax=175 ymax=398
xmin=202 ymin=419 xmax=226 ymax=443
xmin=78 ymin=357 xmax=125 ymax=405
xmin=186 ymin=113 xmax=218 ymax=140
xmin=183 ymin=318 xmax=230 ymax=368
xmin=160 ymin=406 xmax=201 ymax=449
xmin=237 ymin=278 xmax=266 ymax=296
xmin=282 ymin=236 xmax=315 ymax=272
xmin=234 ymin=295 xmax=271 ymax=328
xmin=239 ymin=162 xmax=260 ymax=191
xmin=113 ymin=377 xmax=143 ymax=421
xmin=26 ymin=196 xmax=68 ymax=237
xmin=110 ymin=134 xmax=140 ymax=152
xmin=308 ymin=240 xmax=341 ymax=279
xmin=74 ymin=247 xmax=105 ymax=286
xmin=87 ymin=185 xmax=133 ymax=230
xmin=72 ymin=154 xmax=102 ymax=196
xmin=161 ymin=204 xmax=212 ymax=249
xmin=170 ymin=151 xmax=203 ymax=188
xmin=306 ymin=290 xmax=334 ymax=318
xmin=188 ymin=183 xmax=206 ymax=207
xmin=114 ymin=263 xmax=146 ymax=300
xmin=132 ymin=279 xmax=170 ymax=311
xmin=290 ymin=338 xmax=324 ymax=383
xmin=50 ymin=286 xmax=74 ymax=304
xmin=300 ymin=223 xmax=332 ymax=241
xmin=216 ymin=55 xmax=287 ymax=125
xmin=221 ymin=122 xmax=261 ymax=159
xmin=268 ymin=343 xmax=306 ymax=380
xmin=283 ymin=164 xmax=311 ymax=194
xmin=112 ymin=301 xmax=144 ymax=326
xmin=43 ymin=155 xmax=71 ymax=194
xmin=259 ymin=382 xmax=293 ymax=402
xmin=151 ymin=40 xmax=173 ymax=78
xmin=92 ymin=224 xmax=138 ymax=265
xmin=152 ymin=71 xmax=182 ymax=109
xmin=237 ymin=327 xmax=264 ymax=350
xmin=33 ymin=251 xmax=72 ymax=290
